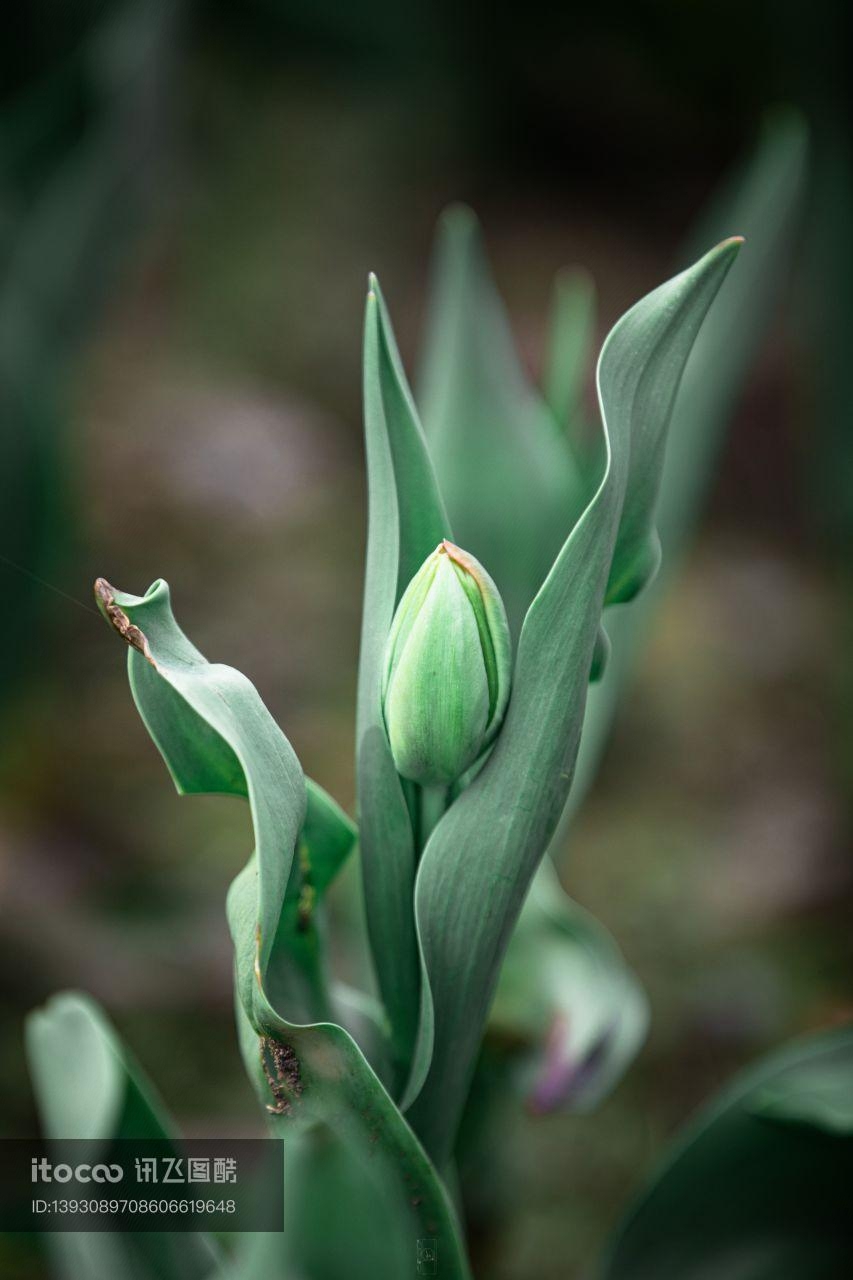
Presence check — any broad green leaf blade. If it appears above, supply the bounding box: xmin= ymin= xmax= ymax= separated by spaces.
xmin=417 ymin=204 xmax=586 ymax=636
xmin=357 ymin=278 xmax=449 ymax=1094
xmin=226 ymin=1122 xmax=417 ymax=1280
xmin=544 ymin=264 xmax=597 ymax=448
xmin=603 ymin=1025 xmax=853 ymax=1279
xmin=279 ymin=1129 xmax=412 ymax=1278
xmin=491 ymin=861 xmax=648 ymax=1114
xmin=303 ymin=779 xmax=358 ymax=897
xmin=26 ymin=991 xmax=223 ymax=1280
xmin=101 ymin=577 xmax=352 ymax=1029
xmin=266 ymin=780 xmax=358 ymax=1029
xmin=560 ymin=111 xmax=808 ymax=828
xmin=407 ymin=241 xmax=740 ymax=1166
xmin=98 ymin=579 xmax=471 ymax=1280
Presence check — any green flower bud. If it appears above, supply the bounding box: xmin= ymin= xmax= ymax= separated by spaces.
xmin=382 ymin=540 xmax=511 ymax=787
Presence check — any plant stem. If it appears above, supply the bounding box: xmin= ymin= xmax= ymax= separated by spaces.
xmin=418 ymin=784 xmax=448 ymax=853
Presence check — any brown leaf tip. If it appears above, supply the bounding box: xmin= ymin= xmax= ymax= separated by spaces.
xmin=94 ymin=577 xmax=155 ymax=666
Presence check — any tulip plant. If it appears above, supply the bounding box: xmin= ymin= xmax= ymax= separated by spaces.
xmin=26 ymin=115 xmax=853 ymax=1280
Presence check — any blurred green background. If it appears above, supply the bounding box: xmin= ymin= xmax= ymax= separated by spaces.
xmin=1 ymin=2 xmax=851 ymax=1277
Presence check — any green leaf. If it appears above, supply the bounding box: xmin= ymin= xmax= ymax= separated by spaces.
xmin=417 ymin=204 xmax=586 ymax=636
xmin=601 ymin=230 xmax=749 ymax=603
xmin=265 ymin=779 xmax=358 ymax=1028
xmin=227 ymin=1125 xmax=418 ymax=1280
xmin=544 ymin=264 xmax=597 ymax=449
xmin=560 ymin=110 xmax=808 ymax=827
xmin=97 ymin=578 xmax=471 ymax=1280
xmin=491 ymin=861 xmax=647 ymax=1114
xmin=407 ymin=240 xmax=740 ymax=1166
xmin=302 ymin=779 xmax=358 ymax=893
xmin=26 ymin=991 xmax=224 ymax=1280
xmin=357 ymin=276 xmax=450 ymax=1095
xmin=603 ymin=1025 xmax=853 ymax=1279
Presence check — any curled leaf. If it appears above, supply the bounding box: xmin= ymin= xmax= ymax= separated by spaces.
xmin=96 ymin=577 xmax=471 ymax=1280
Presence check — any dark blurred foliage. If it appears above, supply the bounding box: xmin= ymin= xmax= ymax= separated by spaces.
xmin=1 ymin=2 xmax=851 ymax=1277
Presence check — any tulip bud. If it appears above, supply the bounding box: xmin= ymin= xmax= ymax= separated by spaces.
xmin=382 ymin=540 xmax=511 ymax=787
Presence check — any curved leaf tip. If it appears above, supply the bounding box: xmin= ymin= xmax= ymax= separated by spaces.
xmin=598 ymin=233 xmax=743 ymax=606
xmin=26 ymin=992 xmax=125 ymax=1142
xmin=407 ymin=235 xmax=744 ymax=1165
xmin=94 ymin=576 xmax=156 ymax=664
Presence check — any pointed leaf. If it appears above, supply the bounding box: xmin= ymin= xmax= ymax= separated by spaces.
xmin=417 ymin=204 xmax=586 ymax=635
xmin=602 ymin=237 xmax=746 ymax=603
xmin=544 ymin=264 xmax=597 ymax=448
xmin=561 ymin=111 xmax=808 ymax=827
xmin=357 ymin=278 xmax=449 ymax=1094
xmin=407 ymin=241 xmax=740 ymax=1165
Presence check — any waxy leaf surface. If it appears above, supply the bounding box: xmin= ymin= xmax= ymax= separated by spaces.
xmin=96 ymin=578 xmax=471 ymax=1280
xmin=357 ymin=277 xmax=450 ymax=1101
xmin=417 ymin=205 xmax=586 ymax=636
xmin=407 ymin=240 xmax=740 ymax=1165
